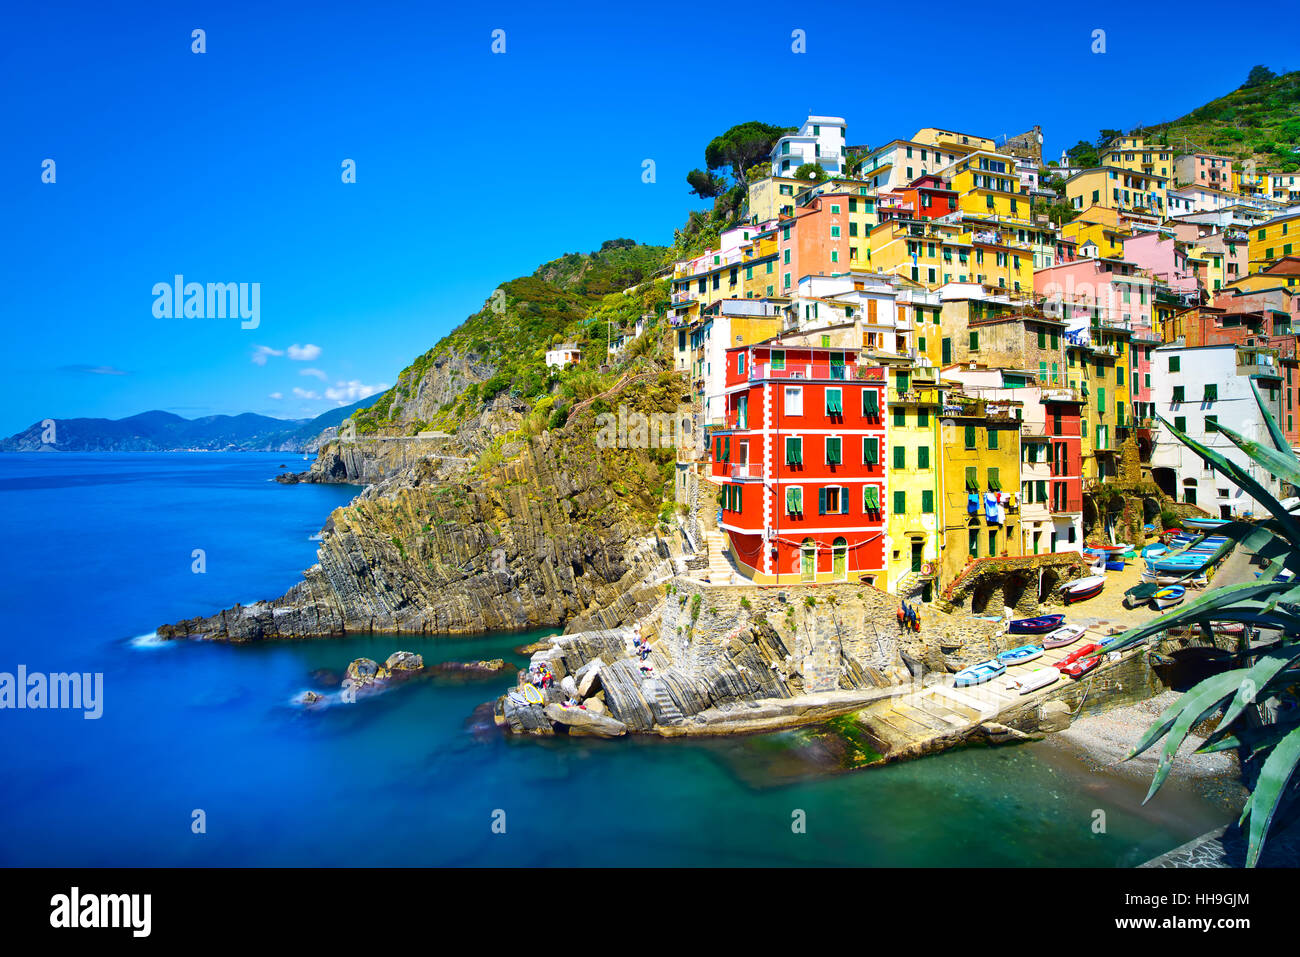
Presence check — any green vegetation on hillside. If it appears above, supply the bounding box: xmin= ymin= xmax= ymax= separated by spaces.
xmin=1143 ymin=67 xmax=1300 ymax=173
xmin=348 ymin=240 xmax=672 ymax=435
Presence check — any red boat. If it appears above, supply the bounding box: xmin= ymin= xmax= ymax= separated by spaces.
xmin=1054 ymin=642 xmax=1102 ymax=672
xmin=1061 ymin=655 xmax=1102 ymax=679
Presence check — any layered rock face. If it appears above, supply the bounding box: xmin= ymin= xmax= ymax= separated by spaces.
xmin=158 ymin=381 xmax=683 ymax=641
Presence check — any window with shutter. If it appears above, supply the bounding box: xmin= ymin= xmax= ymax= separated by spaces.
xmin=840 ymin=488 xmax=850 ymax=514
xmin=864 ymin=437 xmax=878 ymax=464
xmin=965 ymin=467 xmax=978 ymax=491
xmin=893 ymin=445 xmax=905 ymax=469
xmin=988 ymin=468 xmax=1001 ymax=491
xmin=922 ymin=490 xmax=934 ymax=513
xmin=894 ymin=491 xmax=906 ymax=514
xmin=786 ymin=437 xmax=802 ymax=464
xmin=826 ymin=437 xmax=842 ymax=465
xmin=818 ymin=487 xmax=827 ymax=515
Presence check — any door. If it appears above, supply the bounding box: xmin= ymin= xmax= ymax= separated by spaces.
xmin=832 ymin=537 xmax=848 ymax=580
xmin=801 ymin=541 xmax=816 ymax=582
xmin=942 ymin=338 xmax=952 ymax=364
xmin=910 ymin=539 xmax=923 ymax=574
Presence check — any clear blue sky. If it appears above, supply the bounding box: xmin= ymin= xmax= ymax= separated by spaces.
xmin=2 ymin=0 xmax=1293 ymax=434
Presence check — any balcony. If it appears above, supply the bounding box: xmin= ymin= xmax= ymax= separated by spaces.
xmin=892 ymin=387 xmax=940 ymax=406
xmin=751 ymin=362 xmax=855 ymax=381
xmin=671 ymin=290 xmax=697 ymax=306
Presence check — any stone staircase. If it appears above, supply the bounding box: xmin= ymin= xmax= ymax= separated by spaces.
xmin=703 ymin=530 xmax=739 ymax=582
xmin=646 ymin=678 xmax=684 ymax=723
xmin=803 ymin=635 xmax=843 ymax=693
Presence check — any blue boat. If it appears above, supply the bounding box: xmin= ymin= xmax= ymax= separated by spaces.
xmin=1105 ymin=559 xmax=1125 ymax=571
xmin=1184 ymin=517 xmax=1229 ymax=530
xmin=1008 ymin=613 xmax=1064 ymax=634
xmin=997 ymin=644 xmax=1044 ymax=666
xmin=953 ymin=660 xmax=1006 ymax=687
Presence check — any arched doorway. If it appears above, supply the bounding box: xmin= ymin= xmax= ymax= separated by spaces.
xmin=1182 ymin=478 xmax=1198 ymax=506
xmin=832 ymin=537 xmax=847 ymax=581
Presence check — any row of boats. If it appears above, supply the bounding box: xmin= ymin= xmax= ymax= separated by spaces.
xmin=954 ymin=614 xmax=1106 ymax=690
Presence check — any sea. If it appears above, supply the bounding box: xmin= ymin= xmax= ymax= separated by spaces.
xmin=0 ymin=452 xmax=1235 ymax=866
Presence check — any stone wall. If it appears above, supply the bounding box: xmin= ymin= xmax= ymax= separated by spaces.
xmin=939 ymin=552 xmax=1092 ymax=613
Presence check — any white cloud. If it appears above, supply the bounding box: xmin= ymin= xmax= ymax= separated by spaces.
xmin=268 ymin=392 xmax=284 ymax=400
xmin=326 ymin=379 xmax=390 ymax=404
xmin=251 ymin=345 xmax=285 ymax=366
xmin=287 ymin=343 xmax=322 ymax=361
xmin=292 ymin=387 xmax=321 ymax=400
xmin=300 ymin=368 xmax=328 ymax=380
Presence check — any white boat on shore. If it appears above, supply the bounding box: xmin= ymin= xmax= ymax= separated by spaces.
xmin=1005 ymin=666 xmax=1061 ymax=695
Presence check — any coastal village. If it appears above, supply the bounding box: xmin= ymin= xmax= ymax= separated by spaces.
xmin=493 ymin=114 xmax=1300 ymax=760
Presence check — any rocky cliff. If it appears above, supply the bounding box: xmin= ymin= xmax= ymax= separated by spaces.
xmin=159 ymin=374 xmax=685 ymax=640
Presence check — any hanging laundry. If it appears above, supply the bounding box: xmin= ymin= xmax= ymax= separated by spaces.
xmin=984 ymin=492 xmax=998 ymax=522
xmin=967 ymin=493 xmax=979 ymax=514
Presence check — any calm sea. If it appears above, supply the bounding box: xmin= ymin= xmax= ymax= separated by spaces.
xmin=0 ymin=453 xmax=1232 ymax=866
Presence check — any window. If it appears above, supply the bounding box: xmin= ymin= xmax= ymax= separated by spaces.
xmin=785 ymin=436 xmax=802 ymax=464
xmin=893 ymin=490 xmax=906 ymax=515
xmin=988 ymin=529 xmax=998 ymax=556
xmin=770 ymin=350 xmax=785 ymax=370
xmin=969 ymin=331 xmax=979 ymax=351
xmin=1175 ymin=416 xmax=1186 ymax=432
xmin=988 ymin=429 xmax=999 ymax=450
xmin=988 ymin=467 xmax=1001 ymax=491
xmin=1169 ymin=355 xmax=1180 ymax=373
xmin=917 ymin=446 xmax=930 ymax=469
xmin=1172 ymin=385 xmax=1184 ymax=403
xmin=893 ymin=409 xmax=906 ymax=427
xmin=965 ymin=466 xmax=978 ymax=491
xmin=893 ymin=445 xmax=906 ymax=469
xmin=786 ymin=486 xmax=802 ymax=515
xmin=969 ymin=528 xmax=979 ymax=557
xmin=1204 ymin=383 xmax=1217 ymax=402
xmin=863 ymin=436 xmax=879 ymax=465
xmin=818 ymin=486 xmax=849 ymax=515
xmin=737 ymin=395 xmax=747 ymax=429
xmin=918 ymin=409 xmax=929 ymax=427
xmin=784 ymin=386 xmax=802 ymax=415
xmin=864 ymin=485 xmax=879 ymax=512
xmin=863 ymin=389 xmax=879 ymax=418
xmin=1206 ymin=414 xmax=1218 ymax=433
xmin=922 ymin=490 xmax=934 ymax=513
xmin=826 ymin=436 xmax=842 ymax=465
xmin=825 ymin=387 xmax=842 ymax=415
xmin=964 ymin=425 xmax=976 ymax=449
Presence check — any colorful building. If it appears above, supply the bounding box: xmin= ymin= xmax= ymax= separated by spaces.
xmin=711 ymin=343 xmax=887 ymax=584
xmin=883 ymin=362 xmax=943 ymax=599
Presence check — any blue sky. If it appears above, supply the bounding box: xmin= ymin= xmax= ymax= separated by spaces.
xmin=2 ymin=0 xmax=1295 ymax=435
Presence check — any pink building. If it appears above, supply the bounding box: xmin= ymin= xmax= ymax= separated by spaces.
xmin=1034 ymin=256 xmax=1154 ymax=338
xmin=1121 ymin=233 xmax=1202 ymax=300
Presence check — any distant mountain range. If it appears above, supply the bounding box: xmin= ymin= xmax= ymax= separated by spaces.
xmin=0 ymin=400 xmax=371 ymax=452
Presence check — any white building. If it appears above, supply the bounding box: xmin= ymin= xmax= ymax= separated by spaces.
xmin=1149 ymin=342 xmax=1287 ymax=517
xmin=544 ymin=344 xmax=582 ymax=369
xmin=691 ymin=300 xmax=783 ymax=425
xmin=770 ymin=116 xmax=847 ymax=178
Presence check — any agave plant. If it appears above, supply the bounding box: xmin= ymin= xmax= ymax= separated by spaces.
xmin=1099 ymin=379 xmax=1300 ymax=866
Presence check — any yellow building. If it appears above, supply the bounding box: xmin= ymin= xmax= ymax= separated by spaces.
xmin=1066 ymin=337 xmax=1130 ymax=482
xmin=884 ymin=362 xmax=942 ymax=599
xmin=745 ymin=175 xmax=813 ymax=223
xmin=913 ymin=128 xmax=996 ymax=153
xmin=937 ymin=395 xmax=1024 ymax=588
xmin=947 ymin=151 xmax=1033 ymax=223
xmin=1060 ymin=205 xmax=1129 ymax=259
xmin=866 ymin=218 xmax=1033 ymax=292
xmin=1102 ymin=136 xmax=1173 ymax=178
xmin=1065 ymin=168 xmax=1168 ymax=220
xmin=1249 ymin=211 xmax=1300 ymax=273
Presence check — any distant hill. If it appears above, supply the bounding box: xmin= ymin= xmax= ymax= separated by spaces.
xmin=1 ymin=399 xmax=373 ymax=452
xmin=1142 ymin=68 xmax=1300 ymax=172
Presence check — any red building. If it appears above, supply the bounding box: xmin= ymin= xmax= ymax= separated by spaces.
xmin=710 ymin=343 xmax=887 ymax=583
xmin=1044 ymin=391 xmax=1084 ymax=550
xmin=877 ymin=175 xmax=958 ymax=223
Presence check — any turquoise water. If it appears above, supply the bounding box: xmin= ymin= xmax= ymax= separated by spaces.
xmin=0 ymin=453 xmax=1232 ymax=866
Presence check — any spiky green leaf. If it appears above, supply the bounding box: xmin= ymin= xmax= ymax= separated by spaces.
xmin=1246 ymin=725 xmax=1300 ymax=866
xmin=1142 ymin=670 xmax=1246 ymax=804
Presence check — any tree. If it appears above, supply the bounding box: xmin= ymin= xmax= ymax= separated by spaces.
xmin=703 ymin=121 xmax=793 ymax=184
xmin=1065 ymin=140 xmax=1100 ymax=168
xmin=1246 ymin=65 xmax=1277 ymax=88
xmin=686 ymin=168 xmax=727 ymax=199
xmin=794 ymin=162 xmax=828 ymax=183
xmin=1100 ymin=380 xmax=1300 ymax=866
xmin=1096 ymin=128 xmax=1124 ymax=148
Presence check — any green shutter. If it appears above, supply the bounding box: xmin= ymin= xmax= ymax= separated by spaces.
xmin=818 ymin=487 xmax=827 ymax=515
xmin=964 ymin=425 xmax=976 ymax=448
xmin=827 ymin=437 xmax=842 ymax=464
xmin=893 ymin=491 xmax=906 ymax=514
xmin=918 ymin=446 xmax=930 ymax=469
xmin=922 ymin=490 xmax=934 ymax=513
xmin=988 ymin=429 xmax=998 ymax=450
xmin=989 ymin=467 xmax=1000 ymax=491
xmin=965 ymin=466 xmax=978 ymax=491
xmin=865 ymin=485 xmax=878 ymax=510
xmin=865 ymin=437 xmax=878 ymax=464
xmin=786 ymin=437 xmax=801 ymax=464
xmin=893 ymin=445 xmax=906 ymax=469
xmin=841 ymin=488 xmax=850 ymax=515
xmin=864 ymin=389 xmax=879 ymax=417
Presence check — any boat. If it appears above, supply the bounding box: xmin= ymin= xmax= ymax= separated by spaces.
xmin=1105 ymin=559 xmax=1125 ymax=571
xmin=521 ymin=684 xmax=544 ymax=705
xmin=1061 ymin=654 xmax=1103 ymax=679
xmin=1042 ymin=624 xmax=1087 ymax=649
xmin=1184 ymin=516 xmax=1229 ymax=530
xmin=1123 ymin=582 xmax=1162 ymax=608
xmin=1140 ymin=544 xmax=1167 ymax=558
xmin=1062 ymin=575 xmax=1105 ymax=603
xmin=997 ymin=644 xmax=1045 ymax=666
xmin=1006 ymin=666 xmax=1061 ymax=695
xmin=1095 ymin=544 xmax=1126 ymax=554
xmin=1008 ymin=613 xmax=1065 ymax=635
xmin=1151 ymin=585 xmax=1186 ymax=609
xmin=954 ymin=660 xmax=1006 ymax=687
xmin=1055 ymin=642 xmax=1102 ymax=671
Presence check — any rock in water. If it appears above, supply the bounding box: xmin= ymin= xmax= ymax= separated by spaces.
xmin=385 ymin=651 xmax=424 ymax=673
xmin=345 ymin=658 xmax=382 ymax=684
xmin=543 ymin=703 xmax=627 ymax=737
